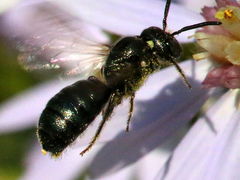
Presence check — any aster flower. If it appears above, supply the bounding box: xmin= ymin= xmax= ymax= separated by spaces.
xmin=0 ymin=0 xmax=221 ymax=180
xmin=156 ymin=0 xmax=240 ymax=179
xmin=193 ymin=0 xmax=240 ymax=89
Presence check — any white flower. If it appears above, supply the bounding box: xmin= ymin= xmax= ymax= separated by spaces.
xmin=156 ymin=89 xmax=240 ymax=180
xmin=0 ymin=0 xmax=233 ymax=180
xmin=156 ymin=0 xmax=240 ymax=179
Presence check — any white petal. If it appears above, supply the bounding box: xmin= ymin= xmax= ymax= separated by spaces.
xmin=1 ymin=0 xmax=203 ymax=43
xmin=1 ymin=1 xmax=108 ymax=43
xmin=136 ymin=150 xmax=170 ymax=180
xmin=86 ymin=60 xmax=215 ymax=178
xmin=21 ymin=141 xmax=134 ymax=180
xmin=0 ymin=79 xmax=75 ymax=133
xmin=92 ymin=147 xmax=173 ymax=180
xmin=156 ymin=90 xmax=240 ymax=180
xmin=88 ymin=163 xmax=133 ymax=180
xmin=135 ymin=130 xmax=191 ymax=180
xmin=20 ymin=142 xmax=101 ymax=180
xmin=54 ymin=0 xmax=204 ymax=42
xmin=180 ymin=0 xmax=216 ymax=12
xmin=0 ymin=0 xmax=22 ymax=13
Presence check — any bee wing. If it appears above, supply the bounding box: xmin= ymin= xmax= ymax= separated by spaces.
xmin=1 ymin=2 xmax=110 ymax=78
xmin=17 ymin=35 xmax=110 ymax=78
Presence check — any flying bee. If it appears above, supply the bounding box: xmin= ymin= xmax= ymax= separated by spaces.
xmin=14 ymin=0 xmax=221 ymax=157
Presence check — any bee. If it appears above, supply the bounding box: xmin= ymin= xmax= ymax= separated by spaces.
xmin=15 ymin=0 xmax=221 ymax=157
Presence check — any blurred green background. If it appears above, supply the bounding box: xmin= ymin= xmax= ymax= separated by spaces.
xmin=0 ymin=39 xmax=44 ymax=180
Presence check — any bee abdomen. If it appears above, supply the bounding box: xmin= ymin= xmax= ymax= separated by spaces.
xmin=37 ymin=76 xmax=111 ymax=156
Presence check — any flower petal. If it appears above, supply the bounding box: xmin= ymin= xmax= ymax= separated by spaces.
xmin=180 ymin=0 xmax=216 ymax=12
xmin=156 ymin=90 xmax=240 ymax=180
xmin=194 ymin=32 xmax=233 ymax=60
xmin=1 ymin=1 xmax=108 ymax=43
xmin=21 ymin=142 xmax=135 ymax=180
xmin=202 ymin=65 xmax=240 ymax=89
xmin=135 ymin=131 xmax=190 ymax=180
xmin=0 ymin=1 xmax=109 ymax=76
xmin=0 ymin=0 xmax=22 ymax=13
xmin=1 ymin=0 xmax=204 ymax=43
xmin=199 ymin=6 xmax=231 ymax=35
xmin=20 ymin=142 xmax=106 ymax=180
xmin=136 ymin=149 xmax=171 ymax=180
xmin=0 ymin=79 xmax=75 ymax=133
xmin=87 ymin=60 xmax=215 ymax=178
xmin=216 ymin=0 xmax=240 ymax=8
xmin=55 ymin=0 xmax=203 ymax=42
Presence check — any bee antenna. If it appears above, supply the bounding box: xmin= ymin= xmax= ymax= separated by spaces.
xmin=163 ymin=0 xmax=172 ymax=32
xmin=171 ymin=21 xmax=222 ymax=36
xmin=170 ymin=59 xmax=192 ymax=89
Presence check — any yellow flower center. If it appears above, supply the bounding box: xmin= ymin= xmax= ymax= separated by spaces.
xmin=215 ymin=6 xmax=240 ymax=21
xmin=214 ymin=6 xmax=240 ymax=39
xmin=215 ymin=8 xmax=236 ymax=20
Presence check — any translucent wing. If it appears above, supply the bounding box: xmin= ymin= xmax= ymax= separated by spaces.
xmin=17 ymin=35 xmax=110 ymax=78
xmin=1 ymin=2 xmax=110 ymax=78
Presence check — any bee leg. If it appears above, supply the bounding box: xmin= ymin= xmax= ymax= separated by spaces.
xmin=80 ymin=93 xmax=117 ymax=156
xmin=126 ymin=94 xmax=135 ymax=132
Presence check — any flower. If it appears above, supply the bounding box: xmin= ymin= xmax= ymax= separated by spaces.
xmin=193 ymin=0 xmax=240 ymax=89
xmin=0 ymin=0 xmax=226 ymax=180
xmin=156 ymin=0 xmax=240 ymax=179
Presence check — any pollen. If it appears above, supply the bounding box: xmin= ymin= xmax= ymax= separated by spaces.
xmin=55 ymin=116 xmax=64 ymax=127
xmin=225 ymin=9 xmax=233 ymax=19
xmin=52 ymin=152 xmax=62 ymax=159
xmin=63 ymin=110 xmax=73 ymax=119
xmin=224 ymin=9 xmax=234 ymax=19
xmin=41 ymin=149 xmax=47 ymax=155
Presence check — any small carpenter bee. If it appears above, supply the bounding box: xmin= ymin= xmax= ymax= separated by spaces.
xmin=17 ymin=0 xmax=221 ymax=157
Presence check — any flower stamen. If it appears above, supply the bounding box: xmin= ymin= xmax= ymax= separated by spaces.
xmin=224 ymin=9 xmax=234 ymax=19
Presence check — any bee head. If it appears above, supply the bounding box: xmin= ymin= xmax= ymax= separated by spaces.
xmin=138 ymin=0 xmax=221 ymax=89
xmin=140 ymin=26 xmax=182 ymax=60
xmin=141 ymin=0 xmax=221 ymax=61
